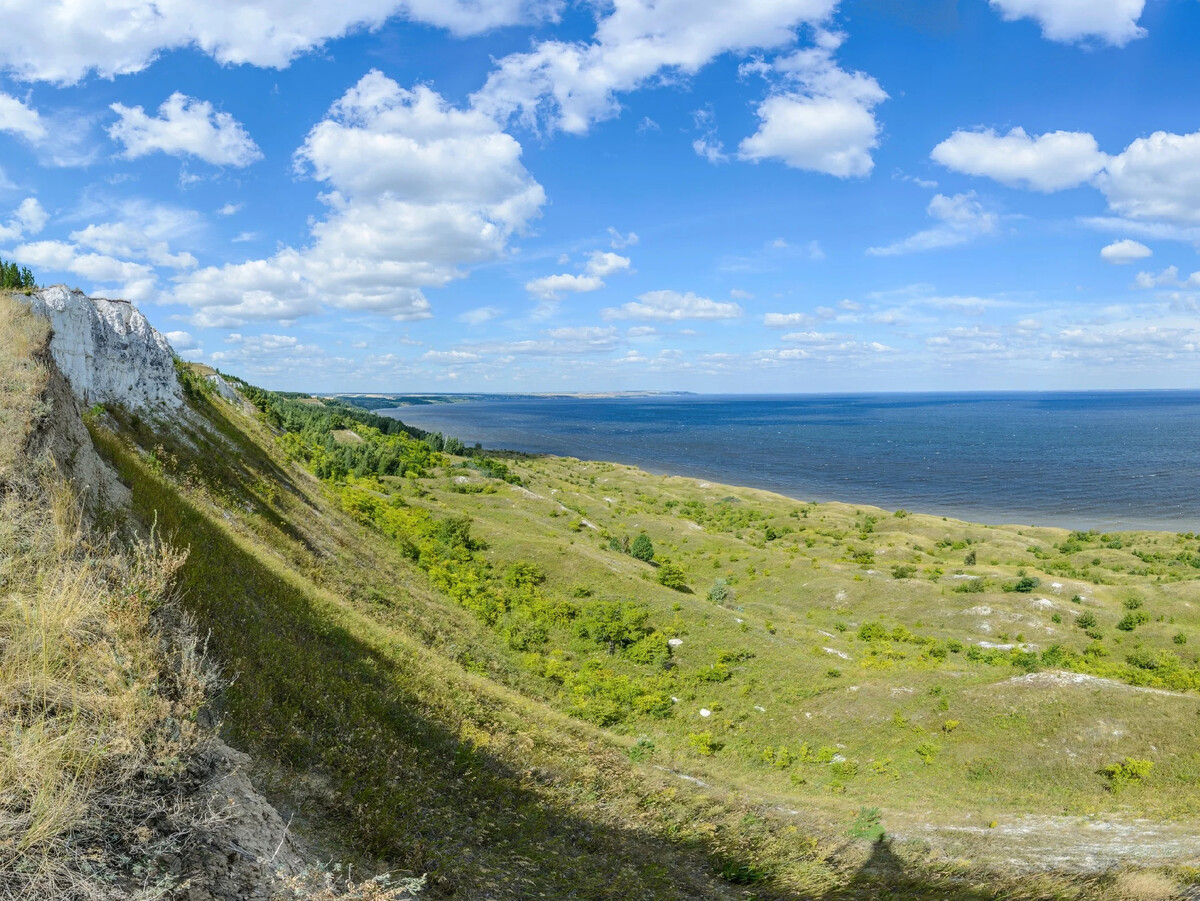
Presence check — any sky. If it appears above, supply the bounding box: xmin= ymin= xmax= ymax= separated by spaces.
xmin=1 ymin=0 xmax=1199 ymax=393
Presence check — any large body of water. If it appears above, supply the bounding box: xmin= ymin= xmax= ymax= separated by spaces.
xmin=380 ymin=392 xmax=1200 ymax=533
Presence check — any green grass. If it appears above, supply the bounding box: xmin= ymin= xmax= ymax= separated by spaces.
xmin=84 ymin=375 xmax=1200 ymax=897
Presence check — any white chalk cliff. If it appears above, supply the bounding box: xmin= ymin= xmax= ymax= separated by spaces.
xmin=23 ymin=286 xmax=183 ymax=410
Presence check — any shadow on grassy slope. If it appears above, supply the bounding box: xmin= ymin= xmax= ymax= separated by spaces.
xmin=92 ymin=424 xmax=747 ymax=900
xmin=89 ymin=394 xmax=1080 ymax=901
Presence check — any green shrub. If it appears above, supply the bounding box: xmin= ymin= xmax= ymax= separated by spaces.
xmin=505 ymin=560 xmax=547 ymax=589
xmin=627 ymin=738 xmax=655 ymax=762
xmin=687 ymin=731 xmax=720 ymax=756
xmin=630 ymin=532 xmax=655 ymax=562
xmin=706 ymin=578 xmax=729 ymax=603
xmin=953 ymin=577 xmax=985 ymax=593
xmin=760 ymin=746 xmax=795 ymax=769
xmin=1004 ymin=575 xmax=1040 ymax=593
xmin=574 ymin=601 xmax=652 ymax=652
xmin=858 ymin=621 xmax=889 ymax=642
xmin=656 ymin=560 xmax=688 ymax=591
xmin=847 ymin=807 xmax=885 ymax=842
xmin=830 ymin=759 xmax=858 ymax=781
xmin=624 ymin=633 xmax=670 ymax=667
xmin=915 ymin=742 xmax=940 ymax=765
xmin=891 ymin=564 xmax=918 ymax=579
xmin=697 ymin=663 xmax=732 ymax=683
xmin=1076 ymin=611 xmax=1097 ymax=629
xmin=1099 ymin=757 xmax=1153 ymax=792
xmin=1116 ymin=610 xmax=1149 ymax=632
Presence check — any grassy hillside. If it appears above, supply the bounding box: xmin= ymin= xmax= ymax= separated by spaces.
xmin=0 ymin=297 xmax=208 ymax=900
xmin=86 ymin=369 xmax=1200 ymax=899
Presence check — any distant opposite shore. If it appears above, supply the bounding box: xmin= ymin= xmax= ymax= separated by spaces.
xmin=365 ymin=391 xmax=1200 ymax=534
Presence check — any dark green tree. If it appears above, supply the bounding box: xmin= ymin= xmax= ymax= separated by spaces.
xmin=630 ymin=532 xmax=654 ymax=562
xmin=574 ymin=601 xmax=651 ymax=653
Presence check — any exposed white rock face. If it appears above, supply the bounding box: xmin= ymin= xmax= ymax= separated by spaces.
xmin=22 ymin=286 xmax=183 ymax=410
xmin=207 ymin=373 xmax=239 ymax=403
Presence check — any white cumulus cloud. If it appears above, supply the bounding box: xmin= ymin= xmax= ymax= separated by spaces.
xmin=1097 ymin=130 xmax=1200 ymax=225
xmin=603 ymin=289 xmax=742 ymax=321
xmin=0 ymin=93 xmax=46 ymax=142
xmin=585 ymin=251 xmax=631 ymax=277
xmin=525 ymin=273 xmax=605 ymax=300
xmin=764 ymin=311 xmax=815 ymax=328
xmin=1099 ymin=238 xmax=1151 ymax=264
xmin=15 ymin=239 xmax=157 ymax=301
xmin=931 ymin=127 xmax=1108 ymax=192
xmin=0 ymin=198 xmax=48 ymax=243
xmin=109 ymin=93 xmax=262 ymax=166
xmin=472 ymin=0 xmax=837 ymax=134
xmin=737 ymin=34 xmax=888 ymax=177
xmin=989 ymin=0 xmax=1146 ymax=46
xmin=172 ymin=70 xmax=545 ymax=325
xmin=0 ymin=0 xmax=561 ymax=85
xmin=934 ymin=125 xmax=1200 ymax=228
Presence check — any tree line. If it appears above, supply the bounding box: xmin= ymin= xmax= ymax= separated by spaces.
xmin=0 ymin=258 xmax=36 ymax=290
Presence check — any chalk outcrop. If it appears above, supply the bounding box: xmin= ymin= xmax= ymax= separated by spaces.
xmin=22 ymin=286 xmax=183 ymax=410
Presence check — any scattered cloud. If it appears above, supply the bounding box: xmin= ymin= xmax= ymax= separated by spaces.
xmin=525 ymin=249 xmax=631 ymax=303
xmin=585 ymin=250 xmax=631 ymax=277
xmin=989 ymin=0 xmax=1146 ymax=47
xmin=1133 ymin=265 xmax=1200 ymax=289
xmin=603 ymin=289 xmax=742 ymax=321
xmin=458 ymin=305 xmax=502 ymax=325
xmin=0 ymin=198 xmax=48 ymax=242
xmin=931 ymin=127 xmax=1108 ymax=192
xmin=216 ymin=202 xmax=243 ymax=216
xmin=172 ymin=70 xmax=545 ymax=325
xmin=164 ymin=329 xmax=197 ymax=350
xmin=472 ymin=0 xmax=838 ymax=134
xmin=1100 ymin=238 xmax=1151 ymax=264
xmin=935 ymin=125 xmax=1200 ymax=231
xmin=0 ymin=0 xmax=562 ymax=85
xmin=692 ymin=106 xmax=727 ymax=164
xmin=0 ymin=92 xmax=46 ymax=142
xmin=67 ymin=199 xmax=203 ymax=270
xmin=867 ymin=191 xmax=998 ymax=256
xmin=109 ymin=93 xmax=262 ymax=166
xmin=525 ymin=273 xmax=604 ymax=300
xmin=1098 ymin=130 xmax=1200 ymax=225
xmin=764 ymin=311 xmax=815 ymax=328
xmin=737 ymin=32 xmax=888 ymax=177
xmin=15 ymin=239 xmax=156 ymax=301
xmin=607 ymin=227 xmax=638 ymax=249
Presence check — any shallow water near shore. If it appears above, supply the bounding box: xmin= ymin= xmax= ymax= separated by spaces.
xmin=381 ymin=391 xmax=1200 ymax=533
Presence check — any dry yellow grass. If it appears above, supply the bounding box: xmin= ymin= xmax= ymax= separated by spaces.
xmin=0 ymin=294 xmax=214 ymax=899
xmin=1108 ymin=870 xmax=1179 ymax=901
xmin=0 ymin=294 xmax=50 ymax=474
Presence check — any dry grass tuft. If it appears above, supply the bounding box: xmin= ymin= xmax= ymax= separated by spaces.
xmin=1108 ymin=870 xmax=1179 ymax=901
xmin=0 ymin=294 xmax=220 ymax=900
xmin=0 ymin=295 xmax=50 ymax=474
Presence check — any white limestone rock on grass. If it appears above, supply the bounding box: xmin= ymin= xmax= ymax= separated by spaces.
xmin=22 ymin=286 xmax=183 ymax=411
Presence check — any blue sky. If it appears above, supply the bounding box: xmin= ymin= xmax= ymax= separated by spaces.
xmin=1 ymin=0 xmax=1199 ymax=393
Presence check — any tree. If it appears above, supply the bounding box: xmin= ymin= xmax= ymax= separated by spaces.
xmin=630 ymin=532 xmax=654 ymax=562
xmin=574 ymin=601 xmax=651 ymax=653
xmin=657 ymin=560 xmax=688 ymax=591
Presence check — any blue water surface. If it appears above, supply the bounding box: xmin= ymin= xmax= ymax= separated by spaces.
xmin=380 ymin=392 xmax=1200 ymax=532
